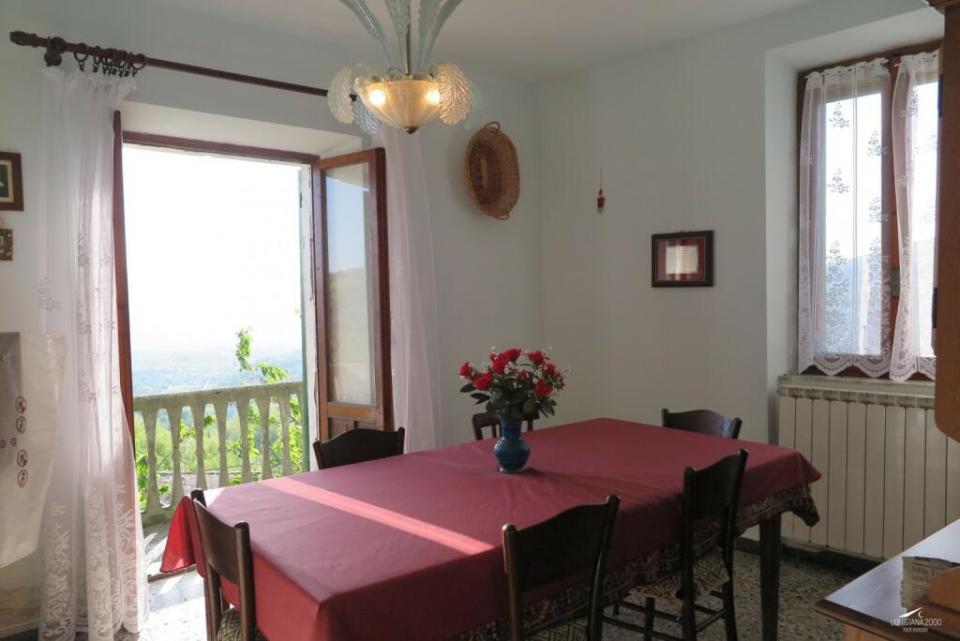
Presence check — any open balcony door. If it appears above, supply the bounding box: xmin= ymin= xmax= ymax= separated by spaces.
xmin=312 ymin=148 xmax=393 ymax=442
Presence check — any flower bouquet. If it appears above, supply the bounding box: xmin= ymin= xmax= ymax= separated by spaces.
xmin=458 ymin=348 xmax=565 ymax=472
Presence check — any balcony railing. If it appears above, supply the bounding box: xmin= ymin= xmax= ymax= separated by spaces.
xmin=134 ymin=381 xmax=305 ymax=525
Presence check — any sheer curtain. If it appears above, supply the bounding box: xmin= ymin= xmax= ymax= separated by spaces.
xmin=891 ymin=51 xmax=939 ymax=381
xmin=37 ymin=68 xmax=145 ymax=641
xmin=373 ymin=128 xmax=440 ymax=452
xmin=798 ymin=59 xmax=892 ymax=377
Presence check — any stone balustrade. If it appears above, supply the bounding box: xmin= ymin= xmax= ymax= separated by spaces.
xmin=134 ymin=381 xmax=304 ymax=524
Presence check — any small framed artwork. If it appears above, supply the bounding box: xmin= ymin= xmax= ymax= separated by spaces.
xmin=0 ymin=229 xmax=11 ymax=261
xmin=652 ymin=230 xmax=714 ymax=287
xmin=0 ymin=153 xmax=24 ymax=211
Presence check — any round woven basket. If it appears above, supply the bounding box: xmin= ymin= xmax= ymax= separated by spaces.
xmin=464 ymin=122 xmax=520 ymax=220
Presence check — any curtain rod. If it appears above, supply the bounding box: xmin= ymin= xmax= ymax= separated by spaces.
xmin=9 ymin=31 xmax=330 ymax=98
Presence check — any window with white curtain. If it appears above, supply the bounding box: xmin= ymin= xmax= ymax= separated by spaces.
xmin=798 ymin=50 xmax=940 ymax=381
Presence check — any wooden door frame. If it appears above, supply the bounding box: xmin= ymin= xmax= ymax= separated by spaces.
xmin=111 ymin=122 xmax=320 ymax=437
xmin=113 ymin=112 xmax=135 ymax=434
xmin=311 ymin=148 xmax=393 ymax=442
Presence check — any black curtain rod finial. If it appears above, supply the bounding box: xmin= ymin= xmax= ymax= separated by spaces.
xmin=44 ymin=36 xmax=66 ymax=67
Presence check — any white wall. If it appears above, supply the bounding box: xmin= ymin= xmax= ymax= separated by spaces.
xmin=535 ymin=0 xmax=937 ymax=443
xmin=0 ymin=0 xmax=541 ymax=614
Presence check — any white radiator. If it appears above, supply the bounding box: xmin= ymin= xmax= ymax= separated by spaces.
xmin=777 ymin=375 xmax=955 ymax=559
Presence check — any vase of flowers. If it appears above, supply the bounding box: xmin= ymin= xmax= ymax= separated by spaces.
xmin=458 ymin=348 xmax=565 ymax=473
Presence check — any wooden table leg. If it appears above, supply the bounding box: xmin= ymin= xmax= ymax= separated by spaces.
xmin=760 ymin=514 xmax=782 ymax=641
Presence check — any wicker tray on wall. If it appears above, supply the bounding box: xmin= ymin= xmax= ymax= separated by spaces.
xmin=464 ymin=122 xmax=519 ymax=220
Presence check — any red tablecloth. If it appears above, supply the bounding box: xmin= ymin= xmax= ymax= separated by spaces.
xmin=161 ymin=418 xmax=819 ymax=641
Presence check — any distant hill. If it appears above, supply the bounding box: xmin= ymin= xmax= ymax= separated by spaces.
xmin=131 ymin=266 xmax=367 ymax=397
xmin=132 ymin=348 xmax=304 ymax=396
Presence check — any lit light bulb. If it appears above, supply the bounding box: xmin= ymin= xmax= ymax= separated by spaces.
xmin=354 ymin=76 xmax=449 ymax=132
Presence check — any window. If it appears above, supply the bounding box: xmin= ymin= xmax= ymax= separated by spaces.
xmin=312 ymin=149 xmax=393 ymax=440
xmin=798 ymin=48 xmax=940 ymax=381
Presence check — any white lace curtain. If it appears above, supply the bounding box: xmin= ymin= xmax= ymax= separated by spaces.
xmin=891 ymin=52 xmax=939 ymax=380
xmin=799 ymin=53 xmax=941 ymax=381
xmin=373 ymin=127 xmax=441 ymax=452
xmin=37 ymin=68 xmax=146 ymax=641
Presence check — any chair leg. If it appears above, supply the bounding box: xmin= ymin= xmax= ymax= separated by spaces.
xmin=643 ymin=597 xmax=655 ymax=641
xmin=680 ymin=600 xmax=697 ymax=641
xmin=722 ymin=580 xmax=738 ymax=641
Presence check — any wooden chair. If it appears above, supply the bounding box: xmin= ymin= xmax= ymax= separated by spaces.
xmin=606 ymin=449 xmax=749 ymax=641
xmin=472 ymin=412 xmax=538 ymax=441
xmin=312 ymin=427 xmax=405 ymax=470
xmin=661 ymin=408 xmax=742 ymax=439
xmin=191 ymin=489 xmax=265 ymax=641
xmin=502 ymin=495 xmax=620 ymax=641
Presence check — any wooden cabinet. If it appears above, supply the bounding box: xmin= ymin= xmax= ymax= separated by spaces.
xmin=817 ymin=519 xmax=960 ymax=640
xmin=843 ymin=628 xmax=890 ymax=641
xmin=931 ymin=0 xmax=960 ymax=441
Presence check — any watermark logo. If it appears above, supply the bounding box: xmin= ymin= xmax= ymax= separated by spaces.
xmin=891 ymin=607 xmax=943 ymax=634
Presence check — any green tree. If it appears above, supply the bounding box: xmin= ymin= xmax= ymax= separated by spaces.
xmin=234 ymin=328 xmax=304 ymax=475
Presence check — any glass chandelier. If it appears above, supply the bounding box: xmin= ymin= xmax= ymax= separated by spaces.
xmin=329 ymin=0 xmax=473 ymax=134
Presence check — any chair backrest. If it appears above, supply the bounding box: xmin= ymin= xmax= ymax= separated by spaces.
xmin=472 ymin=413 xmax=502 ymax=441
xmin=471 ymin=412 xmax=538 ymax=441
xmin=313 ymin=427 xmax=406 ymax=470
xmin=680 ymin=449 xmax=749 ymax=593
xmin=662 ymin=408 xmax=743 ymax=439
xmin=502 ymin=495 xmax=620 ymax=641
xmin=191 ymin=489 xmax=257 ymax=641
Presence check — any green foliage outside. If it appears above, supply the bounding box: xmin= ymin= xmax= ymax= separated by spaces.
xmin=134 ymin=328 xmax=304 ymax=510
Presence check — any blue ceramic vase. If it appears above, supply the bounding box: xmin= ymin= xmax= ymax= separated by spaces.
xmin=494 ymin=418 xmax=530 ymax=473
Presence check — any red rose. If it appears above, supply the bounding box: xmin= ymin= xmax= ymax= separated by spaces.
xmin=535 ymin=380 xmax=553 ymax=398
xmin=474 ymin=372 xmax=493 ymax=391
xmin=458 ymin=361 xmax=473 ymax=378
xmin=543 ymin=363 xmax=557 ymax=377
xmin=491 ymin=353 xmax=511 ymax=374
xmin=517 ymin=370 xmax=530 ymax=381
xmin=527 ymin=350 xmax=545 ymax=365
xmin=505 ymin=348 xmax=522 ymax=362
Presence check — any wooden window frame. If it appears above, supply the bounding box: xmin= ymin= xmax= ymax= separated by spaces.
xmin=796 ymin=40 xmax=941 ymax=380
xmin=311 ymin=148 xmax=394 ymax=442
xmin=111 ymin=124 xmax=320 ymax=438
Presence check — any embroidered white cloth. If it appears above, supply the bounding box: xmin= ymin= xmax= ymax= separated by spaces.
xmin=36 ymin=68 xmax=145 ymax=641
xmin=890 ymin=51 xmax=939 ymax=381
xmin=798 ymin=59 xmax=893 ymax=376
xmin=0 ymin=333 xmax=65 ymax=567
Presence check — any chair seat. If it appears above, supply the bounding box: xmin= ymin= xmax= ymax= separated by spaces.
xmin=529 ymin=617 xmax=588 ymax=641
xmin=217 ymin=608 xmax=267 ymax=641
xmin=631 ymin=549 xmax=730 ymax=603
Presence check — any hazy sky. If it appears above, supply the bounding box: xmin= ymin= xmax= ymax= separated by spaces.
xmin=123 ymin=146 xmax=305 ymax=355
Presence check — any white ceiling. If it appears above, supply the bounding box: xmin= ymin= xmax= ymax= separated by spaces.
xmin=149 ymin=0 xmax=821 ymax=81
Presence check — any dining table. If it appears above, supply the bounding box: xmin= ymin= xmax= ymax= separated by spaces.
xmin=161 ymin=417 xmax=820 ymax=641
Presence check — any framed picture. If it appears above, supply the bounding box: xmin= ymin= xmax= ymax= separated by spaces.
xmin=0 ymin=229 xmax=11 ymax=261
xmin=652 ymin=230 xmax=714 ymax=287
xmin=0 ymin=152 xmax=24 ymax=211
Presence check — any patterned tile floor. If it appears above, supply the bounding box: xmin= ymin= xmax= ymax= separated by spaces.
xmin=116 ymin=550 xmax=857 ymax=641
xmin=603 ymin=551 xmax=858 ymax=640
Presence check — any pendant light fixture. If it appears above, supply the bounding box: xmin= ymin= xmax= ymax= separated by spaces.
xmin=328 ymin=0 xmax=473 ymax=134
